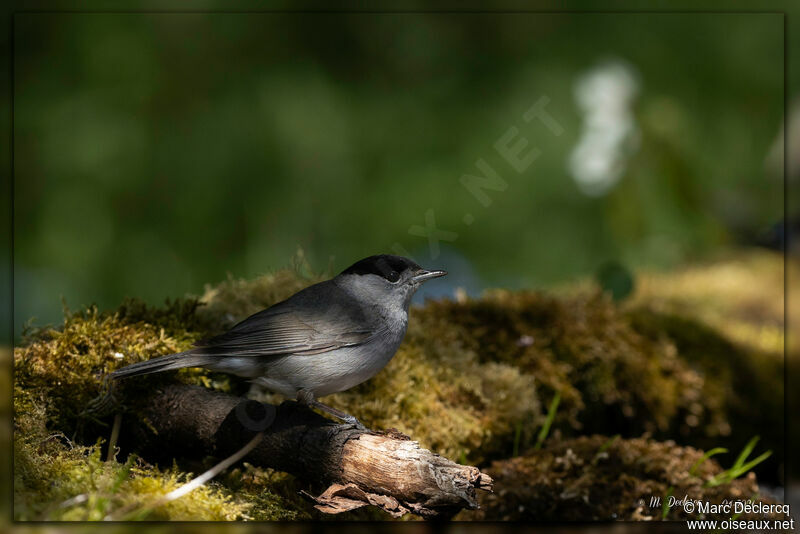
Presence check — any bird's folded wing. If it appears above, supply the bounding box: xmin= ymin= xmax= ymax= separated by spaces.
xmin=194 ymin=300 xmax=381 ymax=357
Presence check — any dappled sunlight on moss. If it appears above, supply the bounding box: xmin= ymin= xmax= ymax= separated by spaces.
xmin=15 ymin=303 xmax=202 ymax=434
xmin=13 ymin=295 xmax=311 ymax=521
xmin=13 ymin=378 xmax=265 ymax=521
xmin=413 ymin=290 xmax=712 ymax=442
xmin=626 ymin=250 xmax=788 ymax=355
xmin=326 ymin=343 xmax=541 ymax=463
xmin=12 ymin=249 xmax=787 ymax=520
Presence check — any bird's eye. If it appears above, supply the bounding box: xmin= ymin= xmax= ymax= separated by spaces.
xmin=386 ymin=270 xmax=400 ymax=283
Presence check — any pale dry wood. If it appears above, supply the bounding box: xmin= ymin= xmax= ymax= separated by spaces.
xmin=121 ymin=384 xmax=492 ymax=519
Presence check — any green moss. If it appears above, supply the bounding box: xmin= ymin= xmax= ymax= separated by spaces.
xmin=324 ymin=338 xmax=542 ymax=463
xmin=13 ymin=291 xmax=313 ymax=520
xmin=621 ymin=251 xmax=787 ymax=481
xmin=0 ymin=348 xmax=10 ymax=520
xmin=219 ymin=465 xmax=311 ymax=521
xmin=627 ymin=251 xmax=787 ymax=339
xmin=394 ymin=290 xmax=710 ymax=452
xmin=16 ymin=303 xmax=201 ymax=434
xmin=13 ymin=377 xmax=266 ymax=521
xmin=469 ymin=435 xmax=785 ymax=521
xmin=13 ymin=249 xmax=787 ymax=520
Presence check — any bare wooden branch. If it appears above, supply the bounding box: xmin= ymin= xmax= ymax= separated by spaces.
xmin=121 ymin=384 xmax=492 ymax=519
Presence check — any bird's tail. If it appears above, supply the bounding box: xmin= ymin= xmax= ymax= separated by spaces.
xmin=110 ymin=349 xmax=214 ymax=380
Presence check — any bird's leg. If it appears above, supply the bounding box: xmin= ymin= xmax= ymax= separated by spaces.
xmin=296 ymin=389 xmax=367 ymax=431
xmin=310 ymin=401 xmax=367 ymax=430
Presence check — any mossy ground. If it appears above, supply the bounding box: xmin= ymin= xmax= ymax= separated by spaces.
xmin=467 ymin=434 xmax=786 ymax=521
xmin=623 ymin=251 xmax=789 ymax=483
xmin=12 ymin=249 xmax=787 ymax=520
xmin=13 ymin=301 xmax=308 ymax=520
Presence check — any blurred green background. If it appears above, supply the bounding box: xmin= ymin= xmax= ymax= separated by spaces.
xmin=11 ymin=12 xmax=785 ymax=340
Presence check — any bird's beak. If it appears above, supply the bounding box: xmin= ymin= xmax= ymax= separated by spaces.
xmin=412 ymin=269 xmax=448 ymax=283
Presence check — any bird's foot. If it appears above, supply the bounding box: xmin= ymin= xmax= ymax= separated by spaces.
xmin=297 ymin=390 xmax=368 ymax=431
xmin=313 ymin=402 xmax=368 ymax=431
xmin=340 ymin=414 xmax=368 ymax=432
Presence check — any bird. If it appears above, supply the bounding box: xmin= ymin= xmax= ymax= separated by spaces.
xmin=110 ymin=254 xmax=447 ymax=428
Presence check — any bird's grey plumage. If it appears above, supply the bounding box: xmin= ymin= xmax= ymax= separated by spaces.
xmin=110 ymin=254 xmax=447 ymax=423
xmin=197 ymin=281 xmax=385 ymax=357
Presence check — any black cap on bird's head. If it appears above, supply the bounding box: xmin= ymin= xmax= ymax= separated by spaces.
xmin=340 ymin=254 xmax=447 ymax=285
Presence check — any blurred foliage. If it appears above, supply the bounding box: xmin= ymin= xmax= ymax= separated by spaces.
xmin=11 ymin=11 xmax=784 ymax=339
xmin=595 ymin=261 xmax=634 ymax=302
xmin=12 ymin=248 xmax=787 ymax=520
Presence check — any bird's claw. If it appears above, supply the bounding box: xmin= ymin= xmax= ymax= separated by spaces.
xmin=342 ymin=415 xmax=368 ymax=432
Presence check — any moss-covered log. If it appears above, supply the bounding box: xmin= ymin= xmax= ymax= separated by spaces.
xmin=123 ymin=384 xmax=492 ymax=519
xmin=12 ymin=250 xmax=789 ymax=520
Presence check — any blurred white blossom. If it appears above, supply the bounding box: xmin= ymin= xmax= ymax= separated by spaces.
xmin=569 ymin=60 xmax=640 ymax=196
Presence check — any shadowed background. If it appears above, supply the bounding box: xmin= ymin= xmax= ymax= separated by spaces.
xmin=11 ymin=12 xmax=784 ymax=336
